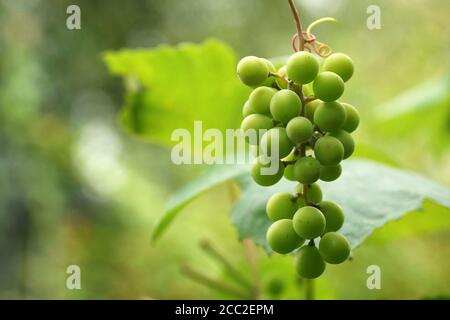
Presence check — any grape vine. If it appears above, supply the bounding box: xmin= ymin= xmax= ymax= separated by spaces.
xmin=236 ymin=0 xmax=360 ymax=283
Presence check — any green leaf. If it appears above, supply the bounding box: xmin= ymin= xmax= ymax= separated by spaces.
xmin=103 ymin=39 xmax=249 ymax=145
xmin=152 ymin=163 xmax=248 ymax=242
xmin=232 ymin=159 xmax=450 ymax=250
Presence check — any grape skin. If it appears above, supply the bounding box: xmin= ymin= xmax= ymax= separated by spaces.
xmin=313 ymin=72 xmax=345 ymax=102
xmin=314 ymin=136 xmax=344 ymax=166
xmin=270 ymin=89 xmax=302 ymax=124
xmin=323 ymin=53 xmax=354 ymax=82
xmin=341 ymin=103 xmax=359 ymax=133
xmin=313 ymin=101 xmax=346 ymax=132
xmin=319 ymin=201 xmax=344 ymax=233
xmin=329 ymin=130 xmax=354 ymax=159
xmin=293 ymin=157 xmax=321 ymax=184
xmin=266 ymin=192 xmax=298 ymax=221
xmin=237 ymin=56 xmax=269 ymax=87
xmin=292 ymin=206 xmax=326 ymax=239
xmin=267 ymin=219 xmax=304 ymax=254
xmin=286 ymin=117 xmax=313 ymax=144
xmin=319 ymin=232 xmax=350 ymax=264
xmin=251 ymin=156 xmax=284 ymax=186
xmin=319 ymin=164 xmax=342 ymax=182
xmin=286 ymin=51 xmax=319 ymax=84
xmin=248 ymin=87 xmax=278 ymax=115
xmin=295 ymin=245 xmax=326 ymax=279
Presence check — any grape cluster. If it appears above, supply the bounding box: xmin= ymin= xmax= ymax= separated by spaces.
xmin=237 ymin=52 xmax=359 ymax=279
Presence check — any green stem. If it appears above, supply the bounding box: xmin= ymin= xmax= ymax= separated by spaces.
xmin=305 ymin=279 xmax=315 ymax=300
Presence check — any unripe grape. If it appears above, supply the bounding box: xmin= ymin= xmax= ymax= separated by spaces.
xmin=319 ymin=201 xmax=344 ymax=233
xmin=241 ymin=114 xmax=273 ymax=145
xmin=242 ymin=100 xmax=255 ymax=117
xmin=314 ymin=136 xmax=344 ymax=166
xmin=295 ymin=183 xmax=322 ymax=205
xmin=275 ymin=65 xmax=288 ymax=89
xmin=259 ymin=58 xmax=276 ymax=87
xmin=319 ymin=164 xmax=342 ymax=182
xmin=237 ymin=56 xmax=269 ymax=87
xmin=267 ymin=219 xmax=304 ymax=254
xmin=341 ymin=103 xmax=359 ymax=133
xmin=248 ymin=87 xmax=278 ymax=115
xmin=319 ymin=232 xmax=350 ymax=264
xmin=293 ymin=157 xmax=321 ymax=184
xmin=329 ymin=130 xmax=354 ymax=159
xmin=286 ymin=51 xmax=319 ymax=84
xmin=313 ymin=72 xmax=345 ymax=102
xmin=270 ymin=89 xmax=302 ymax=124
xmin=286 ymin=117 xmax=313 ymax=144
xmin=306 ymin=183 xmax=322 ymax=204
xmin=260 ymin=127 xmax=294 ymax=159
xmin=295 ymin=245 xmax=326 ymax=279
xmin=323 ymin=53 xmax=354 ymax=82
xmin=293 ymin=206 xmax=326 ymax=239
xmin=266 ymin=192 xmax=298 ymax=221
xmin=304 ymin=100 xmax=320 ymax=122
xmin=251 ymin=156 xmax=284 ymax=186
xmin=283 ymin=164 xmax=296 ymax=181
xmin=314 ymin=101 xmax=346 ymax=132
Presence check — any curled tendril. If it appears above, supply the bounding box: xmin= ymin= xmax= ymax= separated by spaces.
xmin=291 ymin=17 xmax=337 ymax=57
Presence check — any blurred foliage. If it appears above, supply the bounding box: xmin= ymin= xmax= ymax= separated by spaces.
xmin=0 ymin=0 xmax=449 ymax=300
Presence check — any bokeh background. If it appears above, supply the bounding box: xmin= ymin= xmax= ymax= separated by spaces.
xmin=0 ymin=0 xmax=449 ymax=299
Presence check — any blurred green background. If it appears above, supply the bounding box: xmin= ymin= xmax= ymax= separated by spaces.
xmin=0 ymin=0 xmax=449 ymax=299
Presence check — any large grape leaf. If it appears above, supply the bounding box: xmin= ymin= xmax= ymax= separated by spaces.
xmin=103 ymin=39 xmax=249 ymax=145
xmin=155 ymin=159 xmax=450 ymax=251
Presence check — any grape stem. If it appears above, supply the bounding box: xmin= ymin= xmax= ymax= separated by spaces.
xmin=288 ymin=0 xmax=305 ymax=51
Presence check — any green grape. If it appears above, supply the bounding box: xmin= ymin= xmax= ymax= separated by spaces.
xmin=267 ymin=219 xmax=304 ymax=254
xmin=293 ymin=156 xmax=321 ymax=184
xmin=270 ymin=89 xmax=302 ymax=124
xmin=295 ymin=245 xmax=326 ymax=279
xmin=251 ymin=155 xmax=284 ymax=186
xmin=329 ymin=130 xmax=354 ymax=159
xmin=306 ymin=183 xmax=322 ymax=204
xmin=319 ymin=201 xmax=344 ymax=233
xmin=292 ymin=206 xmax=326 ymax=239
xmin=260 ymin=127 xmax=294 ymax=159
xmin=319 ymin=164 xmax=342 ymax=182
xmin=319 ymin=232 xmax=350 ymax=264
xmin=240 ymin=114 xmax=273 ymax=145
xmin=286 ymin=117 xmax=313 ymax=144
xmin=283 ymin=164 xmax=296 ymax=181
xmin=304 ymin=100 xmax=320 ymax=122
xmin=242 ymin=100 xmax=255 ymax=117
xmin=260 ymin=58 xmax=276 ymax=87
xmin=237 ymin=56 xmax=269 ymax=87
xmin=323 ymin=53 xmax=354 ymax=82
xmin=341 ymin=103 xmax=359 ymax=133
xmin=314 ymin=136 xmax=344 ymax=166
xmin=313 ymin=101 xmax=346 ymax=132
xmin=286 ymin=51 xmax=319 ymax=84
xmin=295 ymin=183 xmax=322 ymax=204
xmin=275 ymin=65 xmax=288 ymax=89
xmin=248 ymin=87 xmax=278 ymax=115
xmin=266 ymin=192 xmax=298 ymax=221
xmin=313 ymin=72 xmax=345 ymax=102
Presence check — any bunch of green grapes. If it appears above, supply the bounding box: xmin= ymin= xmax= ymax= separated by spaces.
xmin=237 ymin=52 xmax=359 ymax=279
